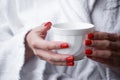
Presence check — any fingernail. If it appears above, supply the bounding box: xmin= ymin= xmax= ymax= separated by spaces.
xmin=84 ymin=49 xmax=92 ymax=55
xmin=60 ymin=43 xmax=69 ymax=48
xmin=44 ymin=22 xmax=52 ymax=27
xmin=87 ymin=33 xmax=94 ymax=39
xmin=66 ymin=62 xmax=74 ymax=66
xmin=66 ymin=56 xmax=74 ymax=62
xmin=85 ymin=40 xmax=92 ymax=46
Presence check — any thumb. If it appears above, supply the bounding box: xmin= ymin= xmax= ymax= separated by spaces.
xmin=36 ymin=21 xmax=52 ymax=32
xmin=42 ymin=21 xmax=52 ymax=32
xmin=35 ymin=22 xmax=52 ymax=38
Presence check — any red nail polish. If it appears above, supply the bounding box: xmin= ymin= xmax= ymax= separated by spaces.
xmin=60 ymin=43 xmax=69 ymax=48
xmin=84 ymin=49 xmax=92 ymax=55
xmin=66 ymin=62 xmax=74 ymax=66
xmin=87 ymin=33 xmax=94 ymax=39
xmin=66 ymin=56 xmax=74 ymax=62
xmin=44 ymin=22 xmax=52 ymax=27
xmin=85 ymin=40 xmax=92 ymax=46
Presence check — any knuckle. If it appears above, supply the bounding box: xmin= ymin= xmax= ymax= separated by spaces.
xmin=93 ymin=50 xmax=106 ymax=58
xmin=47 ymin=42 xmax=59 ymax=50
xmin=92 ymin=41 xmax=97 ymax=46
xmin=107 ymin=33 xmax=117 ymax=41
xmin=58 ymin=55 xmax=65 ymax=61
xmin=93 ymin=50 xmax=111 ymax=58
xmin=31 ymin=41 xmax=38 ymax=48
xmin=46 ymin=45 xmax=52 ymax=50
xmin=106 ymin=40 xmax=111 ymax=48
xmin=39 ymin=31 xmax=44 ymax=36
xmin=107 ymin=50 xmax=112 ymax=58
xmin=93 ymin=50 xmax=98 ymax=56
xmin=46 ymin=57 xmax=53 ymax=62
xmin=46 ymin=45 xmax=55 ymax=50
xmin=53 ymin=44 xmax=59 ymax=49
xmin=106 ymin=33 xmax=112 ymax=40
xmin=43 ymin=42 xmax=52 ymax=50
xmin=43 ymin=46 xmax=49 ymax=50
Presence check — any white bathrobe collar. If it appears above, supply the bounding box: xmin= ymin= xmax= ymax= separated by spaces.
xmin=59 ymin=0 xmax=96 ymax=23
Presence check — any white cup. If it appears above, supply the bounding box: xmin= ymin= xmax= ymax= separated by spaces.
xmin=49 ymin=22 xmax=94 ymax=60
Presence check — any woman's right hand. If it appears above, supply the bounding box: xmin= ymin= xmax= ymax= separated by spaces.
xmin=25 ymin=22 xmax=74 ymax=66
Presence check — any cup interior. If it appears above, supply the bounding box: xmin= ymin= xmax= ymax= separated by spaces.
xmin=52 ymin=22 xmax=94 ymax=36
xmin=53 ymin=22 xmax=94 ymax=30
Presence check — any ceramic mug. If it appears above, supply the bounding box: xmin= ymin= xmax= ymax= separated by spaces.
xmin=49 ymin=22 xmax=94 ymax=60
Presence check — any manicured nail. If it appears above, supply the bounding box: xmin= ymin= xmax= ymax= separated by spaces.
xmin=85 ymin=40 xmax=92 ymax=46
xmin=60 ymin=43 xmax=69 ymax=48
xmin=84 ymin=49 xmax=92 ymax=55
xmin=87 ymin=33 xmax=94 ymax=39
xmin=44 ymin=22 xmax=52 ymax=27
xmin=66 ymin=56 xmax=74 ymax=62
xmin=66 ymin=62 xmax=74 ymax=66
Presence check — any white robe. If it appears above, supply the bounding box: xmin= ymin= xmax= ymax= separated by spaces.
xmin=0 ymin=0 xmax=120 ymax=80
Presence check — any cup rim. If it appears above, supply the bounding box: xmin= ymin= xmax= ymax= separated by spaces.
xmin=51 ymin=22 xmax=94 ymax=36
xmin=53 ymin=22 xmax=94 ymax=30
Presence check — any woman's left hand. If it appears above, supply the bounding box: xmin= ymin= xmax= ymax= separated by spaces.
xmin=84 ymin=32 xmax=120 ymax=73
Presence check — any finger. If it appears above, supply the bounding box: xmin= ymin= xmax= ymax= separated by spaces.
xmin=48 ymin=61 xmax=66 ymax=66
xmin=34 ymin=22 xmax=52 ymax=38
xmin=33 ymin=40 xmax=69 ymax=50
xmin=46 ymin=58 xmax=74 ymax=66
xmin=47 ymin=60 xmax=74 ymax=66
xmin=35 ymin=49 xmax=71 ymax=62
xmin=34 ymin=49 xmax=74 ymax=66
xmin=85 ymin=40 xmax=120 ymax=51
xmin=84 ymin=49 xmax=116 ymax=58
xmin=87 ymin=32 xmax=120 ymax=41
xmin=40 ymin=50 xmax=74 ymax=66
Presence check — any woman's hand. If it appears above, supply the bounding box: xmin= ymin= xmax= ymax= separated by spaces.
xmin=25 ymin=22 xmax=74 ymax=66
xmin=84 ymin=32 xmax=120 ymax=73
